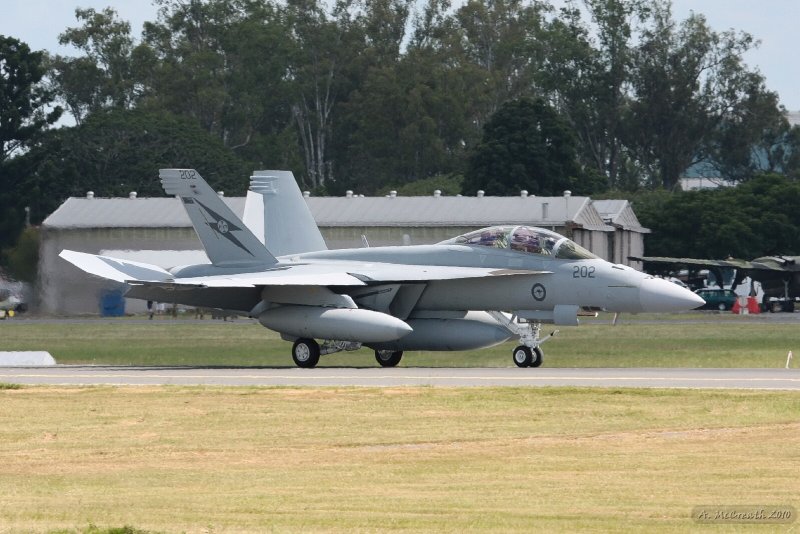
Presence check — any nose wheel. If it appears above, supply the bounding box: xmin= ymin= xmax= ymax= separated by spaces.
xmin=512 ymin=345 xmax=543 ymax=368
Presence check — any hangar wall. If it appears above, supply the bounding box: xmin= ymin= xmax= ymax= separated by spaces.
xmin=39 ymin=227 xmax=201 ymax=315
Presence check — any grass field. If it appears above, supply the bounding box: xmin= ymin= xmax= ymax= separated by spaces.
xmin=1 ymin=313 xmax=798 ymax=368
xmin=2 ymin=315 xmax=798 ymax=532
xmin=1 ymin=386 xmax=798 ymax=532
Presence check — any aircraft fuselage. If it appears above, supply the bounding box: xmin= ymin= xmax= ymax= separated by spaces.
xmin=293 ymin=244 xmax=694 ymax=315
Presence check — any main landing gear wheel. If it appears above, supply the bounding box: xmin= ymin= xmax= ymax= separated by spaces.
xmin=375 ymin=350 xmax=403 ymax=367
xmin=292 ymin=338 xmax=320 ymax=368
xmin=512 ymin=346 xmax=543 ymax=368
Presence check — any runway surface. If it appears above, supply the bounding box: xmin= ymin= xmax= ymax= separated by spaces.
xmin=1 ymin=366 xmax=799 ymax=389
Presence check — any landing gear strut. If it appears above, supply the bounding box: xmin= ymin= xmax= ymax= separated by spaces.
xmin=375 ymin=350 xmax=403 ymax=367
xmin=292 ymin=338 xmax=320 ymax=368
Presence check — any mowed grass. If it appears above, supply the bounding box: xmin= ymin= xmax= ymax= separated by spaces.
xmin=0 ymin=386 xmax=798 ymax=532
xmin=1 ymin=314 xmax=798 ymax=367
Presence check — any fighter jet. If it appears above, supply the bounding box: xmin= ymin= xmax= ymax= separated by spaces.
xmin=60 ymin=169 xmax=704 ymax=368
xmin=632 ymin=255 xmax=800 ymax=312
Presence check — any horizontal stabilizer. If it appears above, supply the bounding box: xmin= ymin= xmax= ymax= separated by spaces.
xmin=60 ymin=250 xmax=173 ymax=284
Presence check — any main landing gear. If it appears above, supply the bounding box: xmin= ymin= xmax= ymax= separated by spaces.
xmin=291 ymin=338 xmax=363 ymax=368
xmin=292 ymin=338 xmax=321 ymax=368
xmin=375 ymin=350 xmax=403 ymax=367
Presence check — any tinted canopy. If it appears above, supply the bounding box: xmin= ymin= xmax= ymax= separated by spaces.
xmin=441 ymin=226 xmax=597 ymax=260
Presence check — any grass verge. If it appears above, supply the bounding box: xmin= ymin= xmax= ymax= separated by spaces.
xmin=1 ymin=314 xmax=799 ymax=367
xmin=0 ymin=386 xmax=797 ymax=532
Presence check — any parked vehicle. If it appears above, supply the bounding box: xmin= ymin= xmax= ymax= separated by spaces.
xmin=694 ymin=288 xmax=738 ymax=311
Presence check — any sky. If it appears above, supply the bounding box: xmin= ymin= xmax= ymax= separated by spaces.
xmin=1 ymin=0 xmax=798 ymax=110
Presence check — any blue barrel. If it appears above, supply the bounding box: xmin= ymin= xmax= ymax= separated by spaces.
xmin=100 ymin=291 xmax=125 ymax=317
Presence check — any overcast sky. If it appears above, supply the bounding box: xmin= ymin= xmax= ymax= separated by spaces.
xmin=1 ymin=0 xmax=798 ymax=110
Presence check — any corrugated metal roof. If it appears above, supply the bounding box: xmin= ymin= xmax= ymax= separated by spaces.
xmin=43 ymin=194 xmax=613 ymax=231
xmin=43 ymin=197 xmax=246 ymax=228
xmin=306 ymin=195 xmax=611 ymax=230
xmin=593 ymin=200 xmax=650 ymax=233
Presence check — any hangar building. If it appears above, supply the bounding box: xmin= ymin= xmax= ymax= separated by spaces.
xmin=38 ymin=191 xmax=649 ymax=315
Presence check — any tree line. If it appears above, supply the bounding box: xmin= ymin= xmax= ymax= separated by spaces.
xmin=2 ymin=0 xmax=800 ymax=273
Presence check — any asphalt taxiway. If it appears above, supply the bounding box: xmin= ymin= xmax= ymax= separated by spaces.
xmin=1 ymin=366 xmax=798 ymax=389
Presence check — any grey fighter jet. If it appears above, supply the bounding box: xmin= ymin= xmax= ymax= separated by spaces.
xmin=61 ymin=169 xmax=704 ymax=368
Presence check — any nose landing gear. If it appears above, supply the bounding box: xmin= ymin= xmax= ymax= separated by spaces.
xmin=489 ymin=312 xmax=558 ymax=368
xmin=512 ymin=345 xmax=543 ymax=368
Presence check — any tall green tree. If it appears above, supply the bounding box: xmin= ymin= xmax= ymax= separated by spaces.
xmin=286 ymin=0 xmax=363 ymax=189
xmin=138 ymin=1 xmax=302 ymax=171
xmin=704 ymin=89 xmax=797 ymax=182
xmin=38 ymin=0 xmax=797 ymax=198
xmin=141 ymin=0 xmax=242 ymax=141
xmin=450 ymin=0 xmax=549 ymax=131
xmin=626 ymin=6 xmax=765 ymax=189
xmin=463 ymin=98 xmax=581 ymax=195
xmin=0 ymin=35 xmax=61 ymax=252
xmin=0 ymin=36 xmax=61 ymax=164
xmin=635 ymin=174 xmax=800 ymax=258
xmin=16 ymin=108 xmax=250 ymax=212
xmin=541 ymin=0 xmax=646 ymax=189
xmin=48 ymin=8 xmax=140 ymax=123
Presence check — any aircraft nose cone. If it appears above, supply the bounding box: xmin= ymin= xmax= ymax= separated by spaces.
xmin=640 ymin=278 xmax=705 ymax=313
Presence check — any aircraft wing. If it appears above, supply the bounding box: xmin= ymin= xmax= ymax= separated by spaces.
xmin=631 ymin=256 xmax=787 ymax=272
xmin=62 ymin=250 xmax=550 ymax=289
xmin=60 ymin=250 xmax=174 ymax=283
xmin=161 ymin=264 xmax=549 ymax=288
xmin=61 ymin=251 xmax=370 ymax=288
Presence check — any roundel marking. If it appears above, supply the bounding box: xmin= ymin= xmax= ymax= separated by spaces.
xmin=531 ymin=283 xmax=546 ymax=301
xmin=217 ymin=219 xmax=229 ymax=234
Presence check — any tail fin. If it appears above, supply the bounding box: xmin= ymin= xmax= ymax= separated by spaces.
xmin=242 ymin=170 xmax=327 ymax=256
xmin=160 ymin=169 xmax=277 ymax=267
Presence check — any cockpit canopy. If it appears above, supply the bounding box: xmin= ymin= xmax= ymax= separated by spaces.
xmin=440 ymin=225 xmax=597 ymax=260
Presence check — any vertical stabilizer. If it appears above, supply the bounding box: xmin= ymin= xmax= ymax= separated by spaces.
xmin=244 ymin=170 xmax=328 ymax=257
xmin=160 ymin=169 xmax=277 ymax=267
